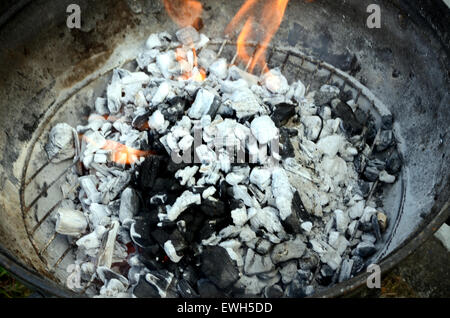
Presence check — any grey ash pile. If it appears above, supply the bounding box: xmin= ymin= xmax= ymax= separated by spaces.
xmin=46 ymin=27 xmax=402 ymax=298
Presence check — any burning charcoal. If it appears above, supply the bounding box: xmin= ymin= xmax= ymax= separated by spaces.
xmin=55 ymin=208 xmax=87 ymax=236
xmin=271 ymin=167 xmax=294 ymax=220
xmin=175 ymin=166 xmax=199 ymax=186
xmin=95 ymin=97 xmax=109 ymax=115
xmin=301 ymin=222 xmax=313 ymax=233
xmin=202 ymin=186 xmax=216 ymax=199
xmin=244 ymin=249 xmax=275 ymax=275
xmin=176 ymin=279 xmax=199 ymax=298
xmin=89 ymin=203 xmax=110 ymax=228
xmin=200 ymin=198 xmax=226 ymax=217
xmin=264 ymin=285 xmax=284 ymax=298
xmin=270 ymin=236 xmax=306 ymax=264
xmin=348 ymin=200 xmax=365 ymax=219
xmin=200 ymin=246 xmax=240 ymax=290
xmin=316 ymin=134 xmax=345 ymax=157
xmin=45 ymin=123 xmax=76 ymax=163
xmin=379 ymin=169 xmax=396 ymax=183
xmin=197 ymin=279 xmax=225 ymax=298
xmin=271 ymin=103 xmax=296 ymax=127
xmin=249 ymin=167 xmax=271 ymax=191
xmin=209 ymin=58 xmax=228 ymax=79
xmin=175 ymin=26 xmax=200 ymax=45
xmin=375 ymin=130 xmax=393 ymax=152
xmin=331 ymin=101 xmax=363 ymax=136
xmin=188 ymin=88 xmax=216 ymax=119
xmin=166 ymin=190 xmax=201 ymax=221
xmin=119 ymin=188 xmax=139 ymax=224
xmin=353 ymin=241 xmax=377 ymax=258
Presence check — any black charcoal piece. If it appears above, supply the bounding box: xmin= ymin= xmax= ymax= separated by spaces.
xmin=133 ymin=274 xmax=159 ymax=298
xmin=264 ymin=285 xmax=284 ymax=298
xmin=338 ymin=259 xmax=354 ymax=283
xmin=139 ymin=270 xmax=178 ymax=298
xmin=287 ymin=276 xmax=308 ymax=298
xmin=132 ymin=111 xmax=152 ymax=130
xmin=200 ymin=246 xmax=240 ymax=290
xmin=279 ymin=127 xmax=295 ymax=159
xmin=131 ymin=216 xmax=157 ymax=248
xmin=271 ymin=103 xmax=296 ymax=127
xmin=357 ymin=180 xmax=371 ymax=198
xmin=332 ymin=101 xmax=363 ymax=136
xmin=353 ymin=241 xmax=377 ymax=258
xmin=199 ymin=198 xmax=226 ymax=217
xmin=363 ymin=166 xmax=379 ymax=182
xmin=138 ymin=156 xmax=164 ymax=189
xmin=386 ymin=150 xmax=402 ymax=174
xmin=161 ymin=97 xmax=187 ymax=123
xmin=339 ymin=90 xmax=353 ymax=102
xmin=151 ymin=228 xmax=171 ymax=246
xmin=182 ymin=265 xmax=200 ymax=287
xmin=351 ymin=256 xmax=365 ymax=275
xmin=168 ymin=228 xmax=188 ymax=252
xmin=375 ymin=130 xmax=393 ymax=152
xmin=381 ymin=114 xmax=393 ymax=130
xmin=371 ymin=214 xmax=382 ymax=241
xmin=176 ymin=279 xmax=199 ymax=298
xmin=207 ymin=96 xmax=221 ymax=119
xmin=291 ymin=191 xmax=312 ymax=222
xmin=152 ymin=178 xmax=179 ymax=192
xmin=167 ymin=160 xmax=189 ymax=173
xmin=318 ymin=264 xmax=334 ymax=286
xmin=298 ymin=252 xmax=319 ymax=271
xmin=197 ymin=279 xmax=226 ymax=298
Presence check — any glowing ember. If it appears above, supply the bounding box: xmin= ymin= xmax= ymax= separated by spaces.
xmin=163 ymin=0 xmax=202 ymax=28
xmin=226 ymin=0 xmax=290 ymax=74
xmin=83 ymin=135 xmax=152 ymax=165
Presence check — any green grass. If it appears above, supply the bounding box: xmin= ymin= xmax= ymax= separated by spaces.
xmin=0 ymin=266 xmax=32 ymax=298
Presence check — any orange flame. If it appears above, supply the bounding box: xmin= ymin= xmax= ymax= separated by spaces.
xmin=163 ymin=0 xmax=203 ymax=28
xmin=82 ymin=135 xmax=153 ymax=166
xmin=226 ymin=0 xmax=289 ymax=74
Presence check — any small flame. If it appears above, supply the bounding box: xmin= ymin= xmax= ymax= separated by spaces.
xmin=163 ymin=0 xmax=202 ymax=28
xmin=82 ymin=135 xmax=152 ymax=166
xmin=175 ymin=47 xmax=206 ymax=82
xmin=226 ymin=0 xmax=289 ymax=74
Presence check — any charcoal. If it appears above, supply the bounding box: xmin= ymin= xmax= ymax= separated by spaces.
xmin=381 ymin=114 xmax=393 ymax=130
xmin=137 ymin=270 xmax=178 ymax=298
xmin=280 ymin=260 xmax=298 ymax=284
xmin=132 ymin=111 xmax=152 ymax=130
xmin=96 ymin=266 xmax=128 ymax=285
xmin=363 ymin=166 xmax=380 ymax=182
xmin=264 ymin=284 xmax=284 ymax=298
xmin=133 ymin=274 xmax=158 ymax=298
xmin=271 ymin=236 xmax=306 ymax=264
xmin=375 ymin=130 xmax=393 ymax=152
xmin=353 ymin=241 xmax=377 ymax=258
xmin=244 ymin=249 xmax=275 ymax=275
xmin=255 ymin=239 xmax=272 ymax=255
xmin=291 ymin=191 xmax=312 ymax=222
xmin=207 ymin=96 xmax=221 ymax=119
xmin=152 ymin=178 xmax=180 ymax=192
xmin=298 ymin=252 xmax=319 ymax=271
xmin=200 ymin=246 xmax=240 ymax=290
xmin=176 ymin=279 xmax=199 ymax=298
xmin=168 ymin=228 xmax=188 ymax=253
xmin=386 ymin=150 xmax=402 ymax=174
xmin=197 ymin=279 xmax=226 ymax=298
xmin=357 ymin=180 xmax=371 ymax=198
xmin=131 ymin=216 xmax=157 ymax=248
xmin=354 ymin=108 xmax=369 ymax=125
xmin=318 ymin=264 xmax=334 ymax=286
xmin=161 ymin=97 xmax=187 ymax=123
xmin=139 ymin=156 xmax=164 ymax=189
xmin=339 ymin=90 xmax=353 ymax=102
xmin=338 ymin=259 xmax=354 ymax=283
xmin=199 ymin=222 xmax=217 ymax=241
xmin=287 ymin=277 xmax=308 ymax=298
xmin=151 ymin=228 xmax=171 ymax=246
xmin=279 ymin=128 xmax=295 ymax=159
xmin=271 ymin=103 xmax=296 ymax=127
xmin=199 ymin=198 xmax=226 ymax=217
xmin=332 ymin=101 xmax=363 ymax=136
xmin=181 ymin=265 xmax=200 ymax=287
xmin=149 ymin=193 xmax=167 ymax=205
xmin=351 ymin=256 xmax=365 ymax=275
xmin=314 ymin=91 xmax=337 ymax=106
xmin=371 ymin=214 xmax=382 ymax=241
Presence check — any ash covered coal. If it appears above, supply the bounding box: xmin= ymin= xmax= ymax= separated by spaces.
xmin=45 ymin=26 xmax=402 ymax=298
